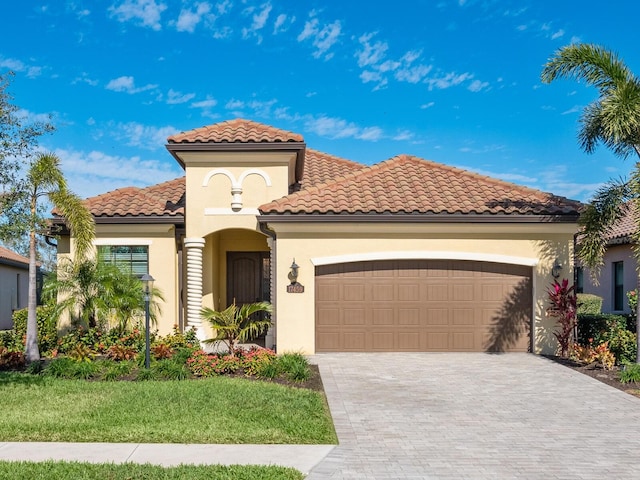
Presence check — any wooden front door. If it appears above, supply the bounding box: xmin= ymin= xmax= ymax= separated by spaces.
xmin=227 ymin=252 xmax=270 ymax=344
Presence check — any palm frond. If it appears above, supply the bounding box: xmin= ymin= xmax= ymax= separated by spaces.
xmin=577 ymin=178 xmax=634 ymax=281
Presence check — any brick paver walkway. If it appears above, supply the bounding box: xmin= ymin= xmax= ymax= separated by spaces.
xmin=307 ymin=353 xmax=640 ymax=479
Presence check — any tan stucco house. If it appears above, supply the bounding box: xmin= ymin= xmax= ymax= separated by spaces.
xmin=578 ymin=205 xmax=637 ymax=314
xmin=54 ymin=119 xmax=581 ymax=354
xmin=0 ymin=246 xmax=31 ymax=330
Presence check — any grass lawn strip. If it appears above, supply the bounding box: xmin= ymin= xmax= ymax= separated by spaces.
xmin=0 ymin=372 xmax=337 ymax=444
xmin=0 ymin=461 xmax=303 ymax=480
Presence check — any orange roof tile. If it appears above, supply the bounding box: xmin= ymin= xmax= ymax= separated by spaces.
xmin=167 ymin=118 xmax=303 ymax=144
xmin=300 ymin=148 xmax=366 ymax=188
xmin=83 ymin=177 xmax=185 ymax=218
xmin=259 ymin=154 xmax=581 ymax=216
xmin=604 ymin=202 xmax=636 ymax=244
xmin=0 ymin=246 xmax=30 ymax=266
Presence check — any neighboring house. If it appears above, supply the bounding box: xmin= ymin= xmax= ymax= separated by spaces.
xmin=578 ymin=205 xmax=637 ymax=314
xmin=53 ymin=119 xmax=581 ymax=354
xmin=0 ymin=246 xmax=30 ymax=330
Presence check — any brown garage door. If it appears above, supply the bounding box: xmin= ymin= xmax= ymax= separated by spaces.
xmin=315 ymin=260 xmax=532 ymax=352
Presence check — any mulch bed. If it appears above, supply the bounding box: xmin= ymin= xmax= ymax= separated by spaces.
xmin=545 ymin=355 xmax=640 ymax=397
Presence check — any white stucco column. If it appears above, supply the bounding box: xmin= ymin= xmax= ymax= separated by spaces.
xmin=184 ymin=237 xmax=206 ymax=341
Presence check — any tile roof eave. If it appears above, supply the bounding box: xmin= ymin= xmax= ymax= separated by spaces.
xmin=257 ymin=212 xmax=581 ymax=223
xmin=92 ymin=215 xmax=185 ymax=224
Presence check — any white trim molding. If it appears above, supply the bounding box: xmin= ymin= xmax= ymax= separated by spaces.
xmin=204 ymin=208 xmax=260 ymax=216
xmin=310 ymin=251 xmax=539 ymax=267
xmin=202 ymin=168 xmax=272 ymax=211
xmin=93 ymin=239 xmax=152 ymax=246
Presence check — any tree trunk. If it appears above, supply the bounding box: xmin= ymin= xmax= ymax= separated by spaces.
xmin=24 ymin=203 xmax=40 ymax=362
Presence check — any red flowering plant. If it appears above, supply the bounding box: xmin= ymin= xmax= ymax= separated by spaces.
xmin=547 ymin=278 xmax=577 ymax=358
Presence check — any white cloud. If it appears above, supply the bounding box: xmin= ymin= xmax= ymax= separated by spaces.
xmin=192 ymin=98 xmax=217 ymax=108
xmin=190 ymin=97 xmax=218 ymax=117
xmin=356 ymin=32 xmax=388 ymax=68
xmin=224 ymin=98 xmax=278 ymax=118
xmin=166 ymin=89 xmax=196 ymax=104
xmin=393 ymin=130 xmax=414 ymax=141
xmin=273 ymin=13 xmax=294 ymax=34
xmin=0 ymin=57 xmax=43 ymax=78
xmin=468 ymin=79 xmax=489 ymax=92
xmin=109 ymin=0 xmax=167 ymax=31
xmin=426 ymin=72 xmax=473 ymax=90
xmin=176 ymin=2 xmax=212 ymax=33
xmin=551 ymin=29 xmax=565 ymax=40
xmin=561 ymin=105 xmax=582 ymax=115
xmin=420 ymin=102 xmax=435 ymax=109
xmin=105 ymin=76 xmax=157 ymax=94
xmin=72 ymin=73 xmax=99 ymax=86
xmin=15 ymin=109 xmax=53 ymax=125
xmin=54 ymin=147 xmax=182 ymax=199
xmin=112 ymin=122 xmax=177 ymax=150
xmin=304 ymin=115 xmax=383 ymax=142
xmin=297 ymin=11 xmax=341 ymax=60
xmin=242 ymin=3 xmax=272 ymax=43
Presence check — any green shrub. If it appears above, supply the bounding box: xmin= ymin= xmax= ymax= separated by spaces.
xmin=152 ymin=358 xmax=190 ymax=380
xmin=102 ymin=360 xmax=135 ymax=381
xmin=577 ymin=314 xmax=627 ymax=345
xmin=608 ymin=328 xmax=638 ymax=365
xmin=0 ymin=330 xmax=22 ymax=351
xmin=12 ymin=305 xmax=58 ymax=354
xmin=577 ymin=294 xmax=603 ymax=315
xmin=620 ymin=363 xmax=640 ymax=384
xmin=276 ymin=352 xmax=311 ymax=382
xmin=44 ymin=357 xmax=99 ymax=379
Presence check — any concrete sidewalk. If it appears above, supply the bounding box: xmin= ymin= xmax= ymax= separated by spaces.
xmin=0 ymin=442 xmax=335 ymax=474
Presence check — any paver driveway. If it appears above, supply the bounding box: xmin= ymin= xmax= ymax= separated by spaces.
xmin=307 ymin=353 xmax=640 ymax=479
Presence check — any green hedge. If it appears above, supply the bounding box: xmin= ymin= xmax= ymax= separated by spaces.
xmin=11 ymin=306 xmax=58 ymax=354
xmin=576 ymin=293 xmax=602 ymax=315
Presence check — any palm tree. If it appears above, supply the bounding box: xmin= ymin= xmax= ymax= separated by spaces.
xmin=202 ymin=301 xmax=272 ymax=354
xmin=24 ymin=153 xmax=95 ymax=362
xmin=43 ymin=258 xmax=164 ymax=335
xmin=541 ymin=43 xmax=640 ymax=361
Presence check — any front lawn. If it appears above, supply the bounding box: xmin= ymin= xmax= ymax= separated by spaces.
xmin=0 ymin=372 xmax=337 ymax=444
xmin=0 ymin=461 xmax=303 ymax=480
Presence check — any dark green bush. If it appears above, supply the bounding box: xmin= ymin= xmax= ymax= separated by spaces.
xmin=577 ymin=314 xmax=627 ymax=345
xmin=12 ymin=306 xmax=58 ymax=354
xmin=576 ymin=294 xmax=603 ymax=315
xmin=620 ymin=363 xmax=640 ymax=384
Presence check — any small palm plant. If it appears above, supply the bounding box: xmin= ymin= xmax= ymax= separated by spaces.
xmin=202 ymin=301 xmax=272 ymax=355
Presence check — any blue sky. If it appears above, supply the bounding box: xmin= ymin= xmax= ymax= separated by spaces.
xmin=3 ymin=0 xmax=639 ymax=202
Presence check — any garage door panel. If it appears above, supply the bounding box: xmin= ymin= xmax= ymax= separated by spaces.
xmin=398 ymin=308 xmax=419 ymax=325
xmin=344 ymin=308 xmax=366 ymax=326
xmin=425 ymin=308 xmax=449 ymax=326
xmin=316 ymin=260 xmax=531 ymax=352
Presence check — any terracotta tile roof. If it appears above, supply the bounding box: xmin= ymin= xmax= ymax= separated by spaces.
xmin=300 ymin=148 xmax=366 ymax=188
xmin=167 ymin=118 xmax=304 ymax=144
xmin=80 ymin=149 xmax=360 ymax=219
xmin=260 ymin=154 xmax=581 ymax=216
xmin=0 ymin=246 xmax=30 ymax=266
xmin=604 ymin=202 xmax=636 ymax=244
xmin=83 ymin=177 xmax=185 ymax=218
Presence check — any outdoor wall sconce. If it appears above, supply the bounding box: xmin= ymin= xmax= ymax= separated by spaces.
xmin=551 ymin=259 xmax=562 ymax=279
xmin=287 ymin=258 xmax=304 ymax=293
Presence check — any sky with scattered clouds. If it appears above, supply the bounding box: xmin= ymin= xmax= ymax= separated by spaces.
xmin=3 ymin=0 xmax=639 ymax=201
